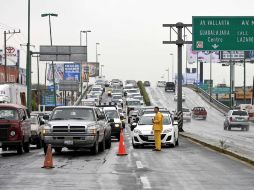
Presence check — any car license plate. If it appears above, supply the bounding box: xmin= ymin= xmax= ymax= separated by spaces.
xmin=64 ymin=140 xmax=73 ymax=145
xmin=148 ymin=136 xmax=154 ymax=140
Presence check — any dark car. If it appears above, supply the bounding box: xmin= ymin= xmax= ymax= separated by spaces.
xmin=144 ymin=81 xmax=150 ymax=87
xmin=0 ymin=104 xmax=31 ymax=154
xmin=165 ymin=82 xmax=175 ymax=92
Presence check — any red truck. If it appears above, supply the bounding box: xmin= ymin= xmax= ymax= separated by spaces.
xmin=0 ymin=104 xmax=31 ymax=154
xmin=192 ymin=107 xmax=207 ymax=120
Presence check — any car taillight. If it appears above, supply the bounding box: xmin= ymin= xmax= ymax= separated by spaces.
xmin=230 ymin=117 xmax=233 ymax=122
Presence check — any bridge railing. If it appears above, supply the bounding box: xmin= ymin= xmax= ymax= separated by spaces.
xmin=186 ymin=84 xmax=230 ymax=113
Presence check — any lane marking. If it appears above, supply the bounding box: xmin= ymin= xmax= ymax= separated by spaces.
xmin=136 ymin=161 xmax=143 ymax=169
xmin=140 ymin=176 xmax=151 ymax=189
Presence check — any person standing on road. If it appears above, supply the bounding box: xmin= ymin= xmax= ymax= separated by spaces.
xmin=152 ymin=107 xmax=163 ymax=151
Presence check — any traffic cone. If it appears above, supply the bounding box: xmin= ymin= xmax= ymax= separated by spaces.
xmin=117 ymin=129 xmax=128 ymax=156
xmin=42 ymin=144 xmax=54 ymax=169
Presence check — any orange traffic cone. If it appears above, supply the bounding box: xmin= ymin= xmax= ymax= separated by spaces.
xmin=117 ymin=129 xmax=128 ymax=156
xmin=42 ymin=144 xmax=54 ymax=169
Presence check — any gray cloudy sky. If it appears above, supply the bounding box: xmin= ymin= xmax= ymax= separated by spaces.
xmin=0 ymin=0 xmax=253 ymax=86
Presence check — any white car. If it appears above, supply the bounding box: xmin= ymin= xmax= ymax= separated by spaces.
xmin=182 ymin=107 xmax=191 ymax=122
xmin=174 ymin=93 xmax=185 ymax=102
xmin=133 ymin=95 xmax=144 ymax=105
xmin=132 ymin=113 xmax=179 ymax=148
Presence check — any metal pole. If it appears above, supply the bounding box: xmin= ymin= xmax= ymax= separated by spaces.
xmin=26 ymin=0 xmax=31 ymax=112
xmin=48 ymin=15 xmax=57 ymax=107
xmin=243 ymin=52 xmax=246 ymax=104
xmin=176 ymin=22 xmax=183 ymax=132
xmin=196 ymin=51 xmax=199 ymax=83
xmin=210 ymin=52 xmax=212 ymax=102
xmin=37 ymin=56 xmax=40 ymax=105
xmin=4 ymin=31 xmax=7 ymax=82
xmin=184 ymin=35 xmax=188 ymax=85
xmin=229 ymin=51 xmax=232 ymax=108
xmin=80 ymin=31 xmax=83 ymax=97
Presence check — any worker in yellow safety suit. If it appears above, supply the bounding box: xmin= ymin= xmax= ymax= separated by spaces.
xmin=152 ymin=107 xmax=164 ymax=151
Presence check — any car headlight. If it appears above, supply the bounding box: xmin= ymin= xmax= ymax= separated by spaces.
xmin=115 ymin=123 xmax=120 ymax=127
xmin=87 ymin=127 xmax=97 ymax=134
xmin=10 ymin=131 xmax=16 ymax=137
xmin=133 ymin=129 xmax=142 ymax=135
xmin=163 ymin=128 xmax=172 ymax=133
xmin=42 ymin=124 xmax=52 ymax=135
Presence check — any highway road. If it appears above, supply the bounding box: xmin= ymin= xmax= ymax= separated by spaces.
xmin=1 ymin=87 xmax=254 ymax=189
xmin=146 ymin=86 xmax=254 ymax=160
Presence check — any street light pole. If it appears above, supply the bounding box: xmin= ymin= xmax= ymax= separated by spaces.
xmin=101 ymin=64 xmax=104 ymax=76
xmin=41 ymin=13 xmax=58 ymax=107
xmin=96 ymin=43 xmax=100 ymax=63
xmin=80 ymin=30 xmax=91 ymax=96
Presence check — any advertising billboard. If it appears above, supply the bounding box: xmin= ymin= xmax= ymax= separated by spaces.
xmin=64 ymin=63 xmax=80 ymax=81
xmin=0 ymin=47 xmax=20 ymax=66
xmin=47 ymin=64 xmax=64 ymax=83
xmin=187 ymin=44 xmax=220 ymax=63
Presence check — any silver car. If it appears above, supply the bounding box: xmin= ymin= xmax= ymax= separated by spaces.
xmin=224 ymin=110 xmax=250 ymax=131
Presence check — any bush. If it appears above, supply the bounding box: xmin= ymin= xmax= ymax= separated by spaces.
xmin=137 ymin=81 xmax=151 ymax=106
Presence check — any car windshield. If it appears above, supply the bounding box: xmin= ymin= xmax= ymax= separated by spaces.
xmin=139 ymin=115 xmax=171 ymax=125
xmin=105 ymin=110 xmax=119 ymax=119
xmin=51 ymin=108 xmax=95 ymax=121
xmin=0 ymin=109 xmax=19 ymax=120
xmin=232 ymin=111 xmax=248 ymax=116
xmin=91 ymin=88 xmax=101 ymax=91
xmin=112 ymin=95 xmax=122 ymax=100
xmin=134 ymin=96 xmax=143 ymax=100
xmin=127 ymin=101 xmax=141 ymax=106
xmin=127 ymin=89 xmax=138 ymax=93
xmin=30 ymin=116 xmax=38 ymax=124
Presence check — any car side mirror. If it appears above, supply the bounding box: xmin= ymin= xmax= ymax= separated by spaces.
xmin=120 ymin=116 xmax=124 ymax=120
xmin=43 ymin=115 xmax=50 ymax=121
xmin=40 ymin=120 xmax=45 ymax=125
xmin=22 ymin=116 xmax=26 ymax=121
xmin=108 ymin=118 xmax=114 ymax=122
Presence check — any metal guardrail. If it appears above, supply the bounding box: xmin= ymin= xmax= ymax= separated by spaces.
xmin=74 ymin=85 xmax=92 ymax=106
xmin=186 ymin=84 xmax=230 ymax=113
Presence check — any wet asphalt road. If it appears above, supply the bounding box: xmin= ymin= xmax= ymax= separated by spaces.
xmin=1 ymin=125 xmax=254 ymax=190
xmin=1 ymin=89 xmax=254 ymax=189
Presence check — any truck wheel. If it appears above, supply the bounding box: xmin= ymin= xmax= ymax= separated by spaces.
xmin=99 ymin=137 xmax=105 ymax=152
xmin=90 ymin=139 xmax=99 ymax=155
xmin=17 ymin=144 xmax=23 ymax=155
xmin=23 ymin=141 xmax=30 ymax=153
xmin=105 ymin=136 xmax=111 ymax=149
xmin=54 ymin=147 xmax=62 ymax=154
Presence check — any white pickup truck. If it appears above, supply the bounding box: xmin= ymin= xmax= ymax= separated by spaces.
xmin=42 ymin=106 xmax=111 ymax=154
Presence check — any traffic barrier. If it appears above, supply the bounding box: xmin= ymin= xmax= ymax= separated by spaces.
xmin=177 ymin=111 xmax=184 ymax=132
xmin=117 ymin=129 xmax=128 ymax=156
xmin=42 ymin=144 xmax=54 ymax=169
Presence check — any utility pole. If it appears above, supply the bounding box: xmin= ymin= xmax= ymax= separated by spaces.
xmin=26 ymin=0 xmax=31 ymax=112
xmin=163 ymin=22 xmax=192 ymax=132
xmin=4 ymin=30 xmax=21 ymax=82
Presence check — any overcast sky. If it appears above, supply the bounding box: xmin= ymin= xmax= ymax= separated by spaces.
xmin=0 ymin=0 xmax=254 ymax=86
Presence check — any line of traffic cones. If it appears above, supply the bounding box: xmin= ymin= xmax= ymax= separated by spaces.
xmin=117 ymin=129 xmax=128 ymax=156
xmin=42 ymin=144 xmax=54 ymax=169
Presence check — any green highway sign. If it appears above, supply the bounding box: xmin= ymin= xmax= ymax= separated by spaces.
xmin=192 ymin=16 xmax=254 ymax=51
xmin=212 ymin=87 xmax=230 ymax=94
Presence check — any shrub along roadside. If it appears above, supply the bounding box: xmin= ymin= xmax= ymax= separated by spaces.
xmin=137 ymin=81 xmax=151 ymax=106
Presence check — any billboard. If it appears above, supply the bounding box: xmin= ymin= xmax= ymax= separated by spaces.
xmin=0 ymin=47 xmax=20 ymax=66
xmin=64 ymin=63 xmax=80 ymax=81
xmin=47 ymin=64 xmax=64 ymax=83
xmin=81 ymin=62 xmax=99 ymax=81
xmin=187 ymin=44 xmax=220 ymax=63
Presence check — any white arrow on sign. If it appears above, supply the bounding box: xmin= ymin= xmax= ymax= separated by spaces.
xmin=212 ymin=44 xmax=219 ymax=49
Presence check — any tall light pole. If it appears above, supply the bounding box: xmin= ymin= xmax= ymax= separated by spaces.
xmin=96 ymin=43 xmax=100 ymax=63
xmin=184 ymin=35 xmax=188 ymax=85
xmin=41 ymin=13 xmax=58 ymax=107
xmin=165 ymin=68 xmax=169 ymax=82
xmin=170 ymin=53 xmax=174 ymax=82
xmin=80 ymin=30 xmax=91 ymax=96
xmin=26 ymin=0 xmax=32 ymax=112
xmin=101 ymin=64 xmax=104 ymax=76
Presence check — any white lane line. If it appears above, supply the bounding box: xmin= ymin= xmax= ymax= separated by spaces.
xmin=140 ymin=176 xmax=151 ymax=189
xmin=136 ymin=161 xmax=143 ymax=169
